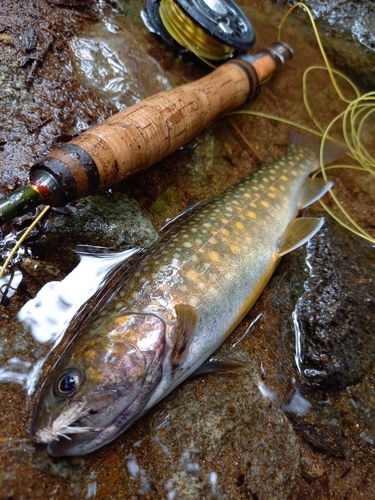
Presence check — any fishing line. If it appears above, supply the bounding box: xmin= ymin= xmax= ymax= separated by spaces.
xmin=0 ymin=205 xmax=50 ymax=279
xmin=277 ymin=2 xmax=354 ymax=103
xmin=159 ymin=0 xmax=234 ymax=63
xmin=145 ymin=0 xmax=255 ymax=67
xmin=278 ymin=4 xmax=374 ymax=244
xmin=229 ymin=3 xmax=375 ymax=244
xmin=2 ymin=2 xmax=373 ymax=280
xmin=312 ymin=164 xmax=374 ymax=243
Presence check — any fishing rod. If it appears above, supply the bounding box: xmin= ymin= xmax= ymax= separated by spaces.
xmin=0 ymin=1 xmax=293 ymax=226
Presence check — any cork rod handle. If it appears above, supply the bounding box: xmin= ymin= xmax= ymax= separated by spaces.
xmin=31 ymin=53 xmax=278 ymax=205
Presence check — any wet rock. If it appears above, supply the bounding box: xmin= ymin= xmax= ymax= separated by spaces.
xmin=40 ymin=192 xmax=159 ymax=251
xmin=1 ymin=0 xmax=375 ymax=499
xmin=299 ymin=450 xmax=325 ymax=481
xmin=292 ymin=212 xmax=375 ymax=390
xmin=32 ymin=450 xmax=85 ymax=482
xmin=0 ymin=1 xmax=115 ymax=201
xmin=288 ymin=417 xmax=345 ymax=458
xmin=292 ymin=0 xmax=375 ymax=51
xmin=252 ymin=211 xmax=375 ymax=395
xmin=70 ymin=30 xmax=172 ymax=110
xmin=274 ymin=0 xmax=375 ymax=88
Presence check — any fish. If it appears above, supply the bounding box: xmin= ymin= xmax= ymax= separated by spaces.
xmin=30 ymin=133 xmax=342 ymax=456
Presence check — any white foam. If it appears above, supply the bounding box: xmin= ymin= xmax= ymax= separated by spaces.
xmin=18 ymin=248 xmax=139 ymax=344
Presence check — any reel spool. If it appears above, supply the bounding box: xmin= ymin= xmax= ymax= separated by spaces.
xmin=143 ymin=0 xmax=255 ymax=60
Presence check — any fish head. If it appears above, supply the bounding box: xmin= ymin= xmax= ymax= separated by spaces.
xmin=31 ymin=312 xmax=166 ymax=456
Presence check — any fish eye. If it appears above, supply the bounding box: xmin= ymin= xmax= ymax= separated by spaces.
xmin=55 ymin=370 xmax=82 ymax=397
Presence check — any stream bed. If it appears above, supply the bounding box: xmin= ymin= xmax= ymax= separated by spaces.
xmin=0 ymin=0 xmax=375 ymax=498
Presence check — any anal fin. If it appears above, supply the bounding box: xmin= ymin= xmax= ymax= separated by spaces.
xmin=277 ymin=217 xmax=324 ymax=257
xmin=298 ymin=178 xmax=333 ymax=209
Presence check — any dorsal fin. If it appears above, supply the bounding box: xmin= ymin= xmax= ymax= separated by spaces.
xmin=277 ymin=218 xmax=324 ymax=257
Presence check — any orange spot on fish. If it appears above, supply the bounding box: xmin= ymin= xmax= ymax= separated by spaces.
xmin=208 ymin=251 xmax=220 ymax=262
xmin=186 ymin=270 xmax=198 ymax=281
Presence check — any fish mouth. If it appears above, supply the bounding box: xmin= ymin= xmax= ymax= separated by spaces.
xmin=30 ymin=389 xmax=121 ymax=453
xmin=31 ymin=399 xmax=103 ymax=445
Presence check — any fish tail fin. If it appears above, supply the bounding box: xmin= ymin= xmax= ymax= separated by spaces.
xmin=289 ymin=129 xmax=346 ymax=172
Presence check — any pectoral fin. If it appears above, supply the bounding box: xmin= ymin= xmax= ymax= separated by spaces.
xmin=277 ymin=218 xmax=324 ymax=257
xmin=171 ymin=304 xmax=199 ymax=365
xmin=298 ymin=178 xmax=333 ymax=209
xmin=190 ymin=358 xmax=252 ymax=378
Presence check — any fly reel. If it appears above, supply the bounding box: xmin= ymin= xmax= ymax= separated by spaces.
xmin=143 ymin=0 xmax=256 ymax=60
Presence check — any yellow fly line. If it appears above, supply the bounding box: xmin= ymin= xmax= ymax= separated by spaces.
xmin=230 ymin=2 xmax=375 ymax=244
xmin=159 ymin=0 xmax=234 ymax=66
xmin=0 ymin=205 xmax=50 ymax=279
xmin=1 ymin=2 xmax=374 ymax=281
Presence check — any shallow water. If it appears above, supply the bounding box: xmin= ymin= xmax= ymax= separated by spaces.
xmin=0 ymin=0 xmax=375 ymax=498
